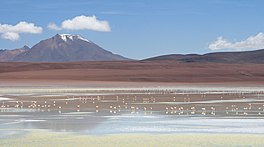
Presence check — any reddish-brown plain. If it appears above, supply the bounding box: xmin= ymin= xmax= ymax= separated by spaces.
xmin=1 ymin=61 xmax=264 ymax=83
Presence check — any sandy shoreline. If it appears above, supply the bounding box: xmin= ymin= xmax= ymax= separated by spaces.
xmin=1 ymin=130 xmax=264 ymax=147
xmin=1 ymin=79 xmax=264 ymax=88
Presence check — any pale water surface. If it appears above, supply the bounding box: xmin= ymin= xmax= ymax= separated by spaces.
xmin=1 ymin=85 xmax=264 ymax=139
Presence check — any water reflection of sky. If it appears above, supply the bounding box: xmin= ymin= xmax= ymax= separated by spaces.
xmin=1 ymin=110 xmax=264 ymax=139
xmin=87 ymin=114 xmax=264 ymax=135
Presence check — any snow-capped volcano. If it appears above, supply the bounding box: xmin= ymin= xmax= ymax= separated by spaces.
xmin=58 ymin=34 xmax=91 ymax=43
xmin=8 ymin=34 xmax=128 ymax=62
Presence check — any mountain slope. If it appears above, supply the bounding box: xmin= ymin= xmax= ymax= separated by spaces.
xmin=0 ymin=46 xmax=30 ymax=62
xmin=144 ymin=49 xmax=264 ymax=63
xmin=12 ymin=34 xmax=128 ymax=62
xmin=143 ymin=54 xmax=200 ymax=61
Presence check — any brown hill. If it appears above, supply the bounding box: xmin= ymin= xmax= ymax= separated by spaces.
xmin=0 ymin=46 xmax=29 ymax=62
xmin=144 ymin=49 xmax=264 ymax=63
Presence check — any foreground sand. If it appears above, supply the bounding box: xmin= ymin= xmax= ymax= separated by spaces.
xmin=1 ymin=130 xmax=264 ymax=147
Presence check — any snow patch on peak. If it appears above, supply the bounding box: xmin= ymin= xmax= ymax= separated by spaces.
xmin=59 ymin=34 xmax=73 ymax=41
xmin=77 ymin=36 xmax=91 ymax=43
xmin=58 ymin=34 xmax=91 ymax=43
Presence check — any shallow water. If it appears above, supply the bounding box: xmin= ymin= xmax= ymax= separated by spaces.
xmin=1 ymin=86 xmax=264 ymax=138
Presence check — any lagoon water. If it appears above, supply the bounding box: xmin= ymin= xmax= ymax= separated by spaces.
xmin=1 ymin=85 xmax=264 ymax=139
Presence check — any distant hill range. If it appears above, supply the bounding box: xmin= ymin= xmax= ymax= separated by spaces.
xmin=0 ymin=34 xmax=128 ymax=62
xmin=144 ymin=49 xmax=264 ymax=63
xmin=1 ymin=34 xmax=264 ymax=63
xmin=0 ymin=45 xmax=30 ymax=62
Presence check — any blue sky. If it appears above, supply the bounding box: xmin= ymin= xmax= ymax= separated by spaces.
xmin=0 ymin=0 xmax=264 ymax=59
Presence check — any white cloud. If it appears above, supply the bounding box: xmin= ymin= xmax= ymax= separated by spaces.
xmin=209 ymin=32 xmax=264 ymax=50
xmin=47 ymin=23 xmax=61 ymax=31
xmin=0 ymin=21 xmax=43 ymax=41
xmin=1 ymin=32 xmax=20 ymax=41
xmin=48 ymin=15 xmax=111 ymax=32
